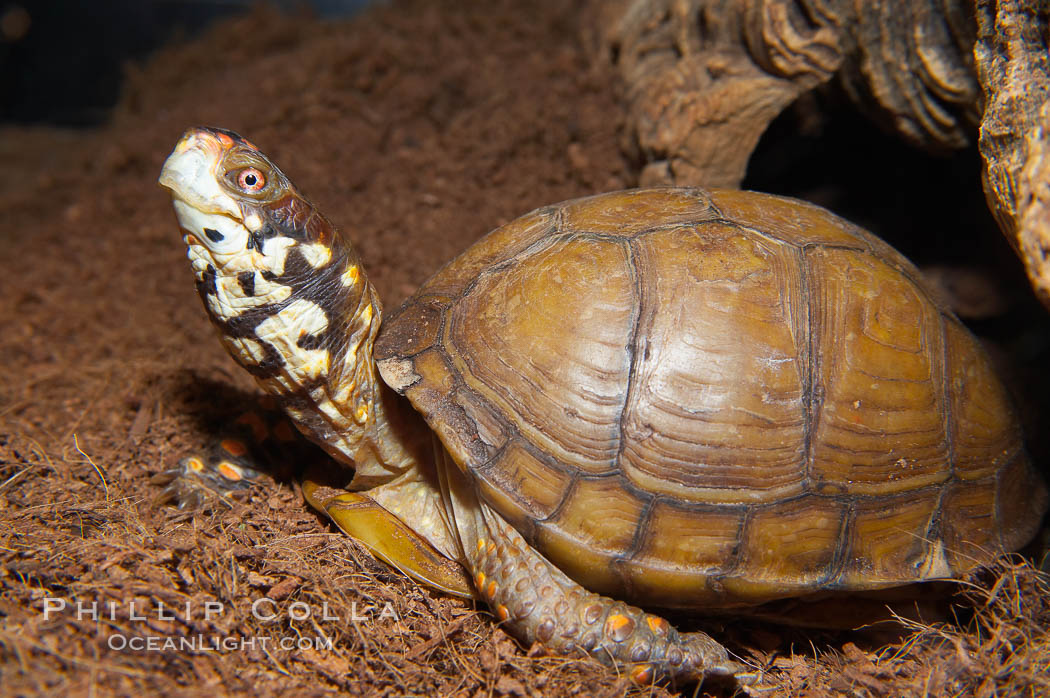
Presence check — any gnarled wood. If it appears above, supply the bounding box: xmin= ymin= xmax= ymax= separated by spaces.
xmin=975 ymin=0 xmax=1050 ymax=309
xmin=587 ymin=0 xmax=979 ymax=188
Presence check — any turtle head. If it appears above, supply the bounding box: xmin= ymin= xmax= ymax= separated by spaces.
xmin=159 ymin=128 xmax=418 ymax=489
xmin=159 ymin=126 xmax=336 ymax=282
xmin=159 ymin=126 xmax=361 ymax=382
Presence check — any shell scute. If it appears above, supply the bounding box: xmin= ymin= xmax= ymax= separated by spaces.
xmin=559 ymin=187 xmax=718 ymax=236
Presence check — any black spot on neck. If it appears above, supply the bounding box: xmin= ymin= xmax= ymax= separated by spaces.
xmin=237 ymin=271 xmax=256 ymax=297
xmin=247 ymin=229 xmax=265 ymax=252
xmin=297 ymin=332 xmax=327 ymax=351
xmin=198 ymin=263 xmax=217 ymax=296
xmin=204 ymin=228 xmax=224 ymax=243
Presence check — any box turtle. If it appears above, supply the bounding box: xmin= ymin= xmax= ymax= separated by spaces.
xmin=158 ymin=127 xmax=1047 ymax=686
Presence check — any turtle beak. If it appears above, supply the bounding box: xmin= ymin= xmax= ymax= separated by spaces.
xmin=159 ymin=128 xmax=241 ymax=220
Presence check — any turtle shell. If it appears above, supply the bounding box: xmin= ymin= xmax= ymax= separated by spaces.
xmin=374 ymin=188 xmax=1047 ymax=608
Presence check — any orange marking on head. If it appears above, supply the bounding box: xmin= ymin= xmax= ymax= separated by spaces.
xmin=645 ymin=616 xmax=669 ymax=635
xmin=474 ymin=571 xmax=486 ymax=589
xmin=216 ymin=461 xmax=244 ymax=482
xmin=476 ymin=538 xmax=487 ymax=553
xmin=185 ymin=233 xmax=201 ymax=246
xmin=486 ymin=581 xmax=498 ymax=600
xmin=215 ymin=132 xmax=234 ymax=148
xmin=186 ymin=457 xmax=205 ymax=472
xmin=629 ymin=665 xmax=654 ymax=685
xmin=273 ymin=421 xmax=296 ymax=443
xmin=242 ymin=138 xmax=259 ymax=150
xmin=496 ymin=604 xmax=510 ymax=622
xmin=607 ymin=614 xmax=631 ymax=633
xmin=234 ymin=412 xmax=269 ymax=442
xmin=487 ymin=541 xmax=497 ymax=555
xmin=221 ymin=438 xmax=248 ymax=457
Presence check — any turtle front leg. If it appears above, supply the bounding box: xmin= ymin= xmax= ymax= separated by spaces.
xmin=467 ymin=506 xmax=746 ymax=685
xmin=303 ymin=468 xmax=474 ymax=598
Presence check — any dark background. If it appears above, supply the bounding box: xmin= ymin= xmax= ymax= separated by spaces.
xmin=0 ymin=0 xmax=371 ymax=125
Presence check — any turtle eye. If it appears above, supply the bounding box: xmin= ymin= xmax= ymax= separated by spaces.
xmin=235 ymin=167 xmax=266 ymax=193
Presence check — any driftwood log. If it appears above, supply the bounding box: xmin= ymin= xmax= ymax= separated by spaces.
xmin=588 ymin=0 xmax=1050 ymax=310
xmin=976 ymin=0 xmax=1050 ymax=309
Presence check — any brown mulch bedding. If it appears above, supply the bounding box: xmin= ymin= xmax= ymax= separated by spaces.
xmin=0 ymin=1 xmax=1047 ymax=696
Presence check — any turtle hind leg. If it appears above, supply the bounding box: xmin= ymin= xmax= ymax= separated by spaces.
xmin=152 ymin=405 xmax=303 ymax=510
xmin=467 ymin=506 xmax=750 ymax=686
xmin=434 ymin=444 xmax=751 ymax=685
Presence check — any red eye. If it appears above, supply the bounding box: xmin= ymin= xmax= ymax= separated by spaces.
xmin=237 ymin=167 xmax=266 ymax=192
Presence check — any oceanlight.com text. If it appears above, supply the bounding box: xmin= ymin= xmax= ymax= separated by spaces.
xmin=106 ymin=634 xmax=335 ymax=652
